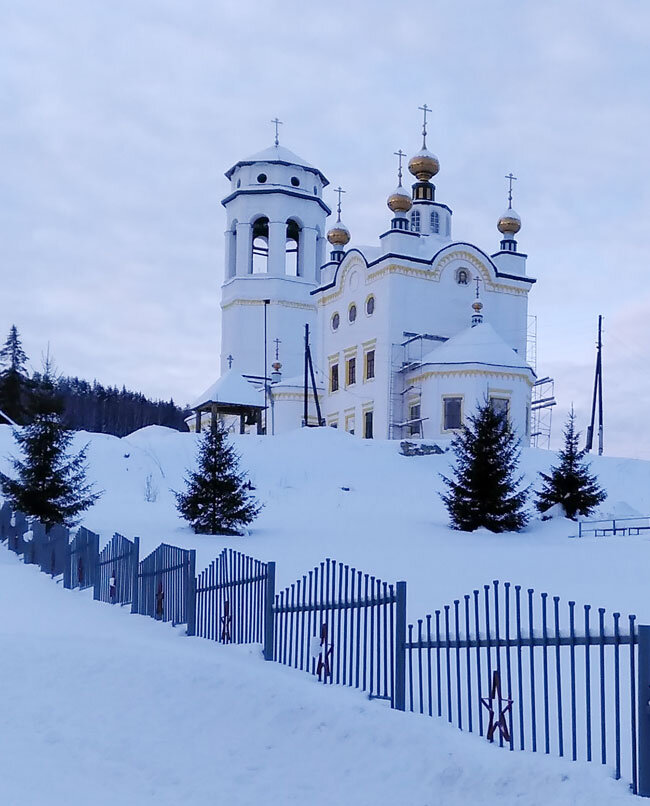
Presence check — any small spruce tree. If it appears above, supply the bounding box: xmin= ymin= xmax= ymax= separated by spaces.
xmin=175 ymin=419 xmax=261 ymax=535
xmin=0 ymin=325 xmax=29 ymax=425
xmin=441 ymin=399 xmax=530 ymax=532
xmin=535 ymin=408 xmax=606 ymax=520
xmin=0 ymin=360 xmax=101 ymax=528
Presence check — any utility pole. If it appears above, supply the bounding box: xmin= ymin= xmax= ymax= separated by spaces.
xmin=586 ymin=314 xmax=603 ymax=455
xmin=263 ymin=299 xmax=270 ymax=435
xmin=303 ymin=323 xmax=324 ymax=427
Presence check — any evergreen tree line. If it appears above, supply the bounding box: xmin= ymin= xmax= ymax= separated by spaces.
xmin=0 ymin=325 xmax=189 ymax=435
xmin=441 ymin=400 xmax=606 ymax=533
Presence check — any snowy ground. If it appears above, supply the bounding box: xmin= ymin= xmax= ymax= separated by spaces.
xmin=1 ymin=423 xmax=648 ymax=621
xmin=0 ymin=544 xmax=634 ymax=806
xmin=1 ymin=423 xmax=649 ymax=804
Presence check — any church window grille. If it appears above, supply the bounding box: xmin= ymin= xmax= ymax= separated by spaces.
xmin=366 ymin=296 xmax=375 ymax=316
xmin=364 ymin=410 xmax=374 ymax=439
xmin=409 ymin=403 xmax=421 ymax=436
xmin=490 ymin=397 xmax=510 ymax=421
xmin=257 ymin=173 xmax=267 ymax=183
xmin=330 ymin=364 xmax=339 ymax=393
xmin=443 ymin=397 xmax=462 ymax=430
xmin=430 ymin=211 xmax=440 ymax=233
xmin=347 ymin=357 xmax=356 ymax=386
xmin=456 ymin=269 xmax=469 ymax=285
xmin=252 ymin=217 xmax=269 ymax=273
xmin=291 ymin=176 xmax=300 ymax=187
xmin=331 ymin=312 xmax=340 ymax=331
xmin=348 ymin=304 xmax=357 ymax=323
xmin=365 ymin=350 xmax=375 ymax=381
xmin=410 ymin=210 xmax=421 ymax=232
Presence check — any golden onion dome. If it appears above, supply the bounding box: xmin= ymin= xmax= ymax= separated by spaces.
xmin=272 ymin=361 xmax=282 ymax=372
xmin=472 ymin=300 xmax=483 ymax=312
xmin=408 ymin=147 xmax=440 ymax=181
xmin=497 ymin=208 xmax=521 ymax=235
xmin=387 ymin=185 xmax=412 ymax=213
xmin=327 ymin=222 xmax=351 ymax=246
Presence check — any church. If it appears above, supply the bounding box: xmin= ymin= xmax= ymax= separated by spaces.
xmin=190 ymin=110 xmax=537 ymax=444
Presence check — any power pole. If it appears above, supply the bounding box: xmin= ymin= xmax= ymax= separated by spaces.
xmin=585 ymin=315 xmax=603 ymax=455
xmin=303 ymin=323 xmax=324 ymax=427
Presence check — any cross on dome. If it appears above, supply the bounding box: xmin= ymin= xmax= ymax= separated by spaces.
xmin=271 ymin=117 xmax=283 ymax=146
xmin=418 ymin=103 xmax=431 ymax=148
xmin=394 ymin=149 xmax=407 ymax=186
xmin=505 ymin=172 xmax=518 ymax=209
xmin=334 ymin=186 xmax=346 ymax=222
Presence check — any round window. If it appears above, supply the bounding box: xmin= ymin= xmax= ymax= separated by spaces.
xmin=366 ymin=296 xmax=375 ymax=315
xmin=291 ymin=176 xmax=300 ymax=187
xmin=331 ymin=312 xmax=340 ymax=331
xmin=257 ymin=173 xmax=267 ymax=183
xmin=348 ymin=304 xmax=357 ymax=323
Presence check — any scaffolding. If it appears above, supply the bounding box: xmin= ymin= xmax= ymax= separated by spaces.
xmin=531 ymin=376 xmax=556 ymax=450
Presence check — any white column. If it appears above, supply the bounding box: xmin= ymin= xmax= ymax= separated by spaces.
xmin=268 ymin=220 xmax=286 ymax=276
xmin=235 ymin=223 xmax=251 ymax=276
xmin=299 ymin=226 xmax=318 ymax=281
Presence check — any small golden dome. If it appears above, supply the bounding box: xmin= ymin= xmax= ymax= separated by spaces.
xmin=472 ymin=300 xmax=483 ymax=312
xmin=327 ymin=224 xmax=350 ymax=246
xmin=387 ymin=186 xmax=412 ymax=213
xmin=272 ymin=361 xmax=282 ymax=371
xmin=408 ymin=148 xmax=440 ymax=181
xmin=497 ymin=208 xmax=521 ymax=234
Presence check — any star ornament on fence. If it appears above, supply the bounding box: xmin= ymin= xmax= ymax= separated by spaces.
xmin=480 ymin=671 xmax=513 ymax=743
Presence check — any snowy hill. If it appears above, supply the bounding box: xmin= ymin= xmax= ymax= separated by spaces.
xmin=1 ymin=423 xmax=650 ymax=622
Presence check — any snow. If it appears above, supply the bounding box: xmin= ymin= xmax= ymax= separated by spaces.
xmin=2 ymin=422 xmax=650 ymax=803
xmin=191 ymin=370 xmax=264 ymax=409
xmin=244 ymin=143 xmax=315 ymax=169
xmin=420 ymin=322 xmax=532 ymax=371
xmin=0 ymin=541 xmax=633 ymax=806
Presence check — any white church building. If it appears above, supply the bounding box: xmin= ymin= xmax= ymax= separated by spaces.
xmin=191 ymin=112 xmax=537 ymax=444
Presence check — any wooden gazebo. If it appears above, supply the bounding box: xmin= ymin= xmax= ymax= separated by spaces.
xmin=190 ymin=371 xmax=265 ymax=434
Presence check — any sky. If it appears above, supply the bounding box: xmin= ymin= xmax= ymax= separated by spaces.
xmin=1 ymin=0 xmax=649 ymax=457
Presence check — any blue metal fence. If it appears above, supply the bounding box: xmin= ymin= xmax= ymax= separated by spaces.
xmin=93 ymin=533 xmax=139 ymax=606
xmin=0 ymin=501 xmax=11 ymax=541
xmin=195 ymin=548 xmax=273 ymax=648
xmin=272 ymin=558 xmax=406 ymax=707
xmin=404 ymin=581 xmax=641 ymax=793
xmin=28 ymin=521 xmax=69 ymax=577
xmin=577 ymin=516 xmax=650 ymax=538
xmin=64 ymin=526 xmax=100 ymax=590
xmin=134 ymin=543 xmax=196 ymax=634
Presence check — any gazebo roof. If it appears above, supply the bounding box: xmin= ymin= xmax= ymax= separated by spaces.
xmin=192 ymin=371 xmax=264 ymax=410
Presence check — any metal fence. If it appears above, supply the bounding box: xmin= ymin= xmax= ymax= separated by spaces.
xmin=577 ymin=516 xmax=650 ymax=538
xmin=404 ymin=581 xmax=641 ymax=793
xmin=93 ymin=533 xmax=139 ymax=606
xmin=272 ymin=558 xmax=405 ymax=707
xmin=195 ymin=547 xmax=273 ymax=649
xmin=64 ymin=526 xmax=100 ymax=590
xmin=28 ymin=521 xmax=69 ymax=576
xmin=134 ymin=543 xmax=196 ymax=634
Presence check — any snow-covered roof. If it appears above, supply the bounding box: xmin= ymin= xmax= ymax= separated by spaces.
xmin=270 ymin=371 xmax=325 ymax=391
xmin=225 ymin=144 xmax=328 ymax=185
xmin=418 ymin=322 xmax=533 ymax=373
xmin=192 ymin=372 xmax=264 ymax=410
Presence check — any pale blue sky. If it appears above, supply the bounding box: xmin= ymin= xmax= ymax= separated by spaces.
xmin=1 ymin=0 xmax=649 ymax=456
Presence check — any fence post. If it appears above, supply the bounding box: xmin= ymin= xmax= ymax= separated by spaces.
xmin=186 ymin=549 xmax=196 ymax=636
xmin=63 ymin=537 xmax=72 ymax=589
xmin=578 ymin=520 xmax=582 ymax=539
xmin=130 ymin=536 xmax=140 ymax=614
xmin=394 ymin=580 xmax=407 ymax=711
xmin=638 ymin=625 xmax=650 ymax=796
xmin=263 ymin=561 xmax=276 ymax=661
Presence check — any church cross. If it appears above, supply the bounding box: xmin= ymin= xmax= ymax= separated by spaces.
xmin=334 ymin=186 xmax=345 ymax=222
xmin=271 ymin=117 xmax=283 ymax=146
xmin=418 ymin=103 xmax=431 ymax=147
xmin=394 ymin=149 xmax=406 ymax=184
xmin=273 ymin=338 xmax=281 ymax=361
xmin=505 ymin=172 xmax=517 ymax=209
xmin=227 ymin=354 xmax=234 ymax=369
xmin=475 ymin=277 xmax=481 ymax=298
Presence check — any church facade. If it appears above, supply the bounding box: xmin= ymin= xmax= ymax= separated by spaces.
xmin=193 ymin=115 xmax=537 ymax=443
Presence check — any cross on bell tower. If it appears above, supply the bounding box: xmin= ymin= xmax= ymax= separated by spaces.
xmin=271 ymin=117 xmax=283 ymax=146
xmin=505 ymin=172 xmax=517 ymax=209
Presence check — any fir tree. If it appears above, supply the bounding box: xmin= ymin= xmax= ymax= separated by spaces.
xmin=440 ymin=400 xmax=530 ymax=532
xmin=0 ymin=325 xmax=29 ymax=425
xmin=0 ymin=361 xmax=101 ymax=528
xmin=535 ymin=408 xmax=606 ymax=520
xmin=175 ymin=420 xmax=260 ymax=535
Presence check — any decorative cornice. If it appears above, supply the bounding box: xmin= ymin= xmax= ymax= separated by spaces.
xmin=222 ymin=298 xmax=317 ymax=312
xmin=408 ymin=367 xmax=534 ymax=386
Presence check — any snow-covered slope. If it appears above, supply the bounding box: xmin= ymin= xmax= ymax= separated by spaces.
xmin=0 ymin=544 xmax=633 ymax=806
xmin=1 ymin=423 xmax=650 ymax=624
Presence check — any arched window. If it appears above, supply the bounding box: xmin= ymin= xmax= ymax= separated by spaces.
xmin=430 ymin=211 xmax=440 ymax=233
xmin=285 ymin=219 xmax=300 ymax=276
xmin=252 ymin=217 xmax=269 ymax=274
xmin=410 ymin=210 xmax=421 ymax=232
xmin=227 ymin=220 xmax=238 ymax=278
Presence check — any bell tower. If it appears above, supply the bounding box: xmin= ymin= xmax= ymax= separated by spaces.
xmin=220 ymin=136 xmax=330 ymax=381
